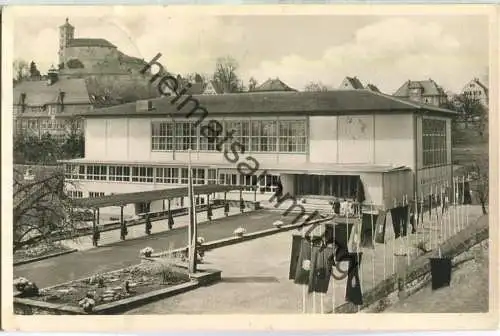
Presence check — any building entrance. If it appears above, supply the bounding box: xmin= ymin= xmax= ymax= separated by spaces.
xmin=294 ymin=174 xmax=360 ymax=200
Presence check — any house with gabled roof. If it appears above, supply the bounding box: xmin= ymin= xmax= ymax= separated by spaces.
xmin=461 ymin=78 xmax=489 ymax=106
xmin=339 ymin=76 xmax=364 ymax=90
xmin=13 ymin=67 xmax=90 ymax=141
xmin=366 ymin=83 xmax=381 ymax=93
xmin=393 ymin=79 xmax=448 ymax=107
xmin=252 ymin=78 xmax=297 ymax=92
xmin=203 ymin=80 xmax=224 ymax=95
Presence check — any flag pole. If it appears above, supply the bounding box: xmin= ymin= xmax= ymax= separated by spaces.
xmin=332 ymin=216 xmax=336 ymax=314
xmin=461 ymin=175 xmax=465 ymax=231
xmin=392 ymin=198 xmax=396 ymax=274
xmin=187 ymin=149 xmax=197 ymax=274
xmin=453 ymin=177 xmax=457 ymax=235
xmin=465 ymin=174 xmax=469 ymax=228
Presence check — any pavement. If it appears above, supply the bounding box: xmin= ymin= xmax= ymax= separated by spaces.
xmin=124 ymin=204 xmax=484 ymax=314
xmin=14 ymin=208 xmax=294 ymax=288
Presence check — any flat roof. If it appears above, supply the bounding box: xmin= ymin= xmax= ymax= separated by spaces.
xmin=75 ymin=90 xmax=457 ymax=118
xmin=71 ymin=184 xmax=247 ymax=208
xmin=60 ymin=159 xmax=409 ymax=174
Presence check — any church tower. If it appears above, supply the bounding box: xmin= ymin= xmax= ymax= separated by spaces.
xmin=58 ymin=18 xmax=75 ymax=67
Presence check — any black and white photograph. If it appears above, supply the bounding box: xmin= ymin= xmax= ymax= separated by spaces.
xmin=2 ymin=4 xmax=498 ymax=331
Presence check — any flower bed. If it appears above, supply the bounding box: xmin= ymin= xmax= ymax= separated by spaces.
xmin=16 ymin=259 xmax=191 ymax=312
xmin=14 ymin=243 xmax=74 ymax=264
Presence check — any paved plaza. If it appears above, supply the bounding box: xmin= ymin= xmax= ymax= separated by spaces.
xmin=124 ymin=204 xmax=484 ymax=314
xmin=14 ymin=209 xmax=293 ymax=288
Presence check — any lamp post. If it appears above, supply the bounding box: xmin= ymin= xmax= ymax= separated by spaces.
xmin=187 ymin=149 xmax=197 ymax=273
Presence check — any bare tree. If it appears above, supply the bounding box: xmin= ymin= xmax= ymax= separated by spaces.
xmin=13 ymin=166 xmax=84 ymax=252
xmin=248 ymin=77 xmax=258 ymax=91
xmin=304 ymin=81 xmax=331 ymax=92
xmin=212 ymin=56 xmax=244 ymax=93
xmin=184 ymin=73 xmax=208 ymax=85
xmin=13 ymin=59 xmax=29 ymax=82
xmin=442 ymin=93 xmax=488 ymax=139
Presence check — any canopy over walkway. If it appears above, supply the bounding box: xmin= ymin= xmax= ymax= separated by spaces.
xmin=70 ymin=184 xmax=249 ymax=209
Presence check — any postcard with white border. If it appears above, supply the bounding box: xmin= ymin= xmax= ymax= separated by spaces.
xmin=1 ymin=4 xmax=499 ymax=332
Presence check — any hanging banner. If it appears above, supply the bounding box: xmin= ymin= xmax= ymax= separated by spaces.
xmin=374 ymin=210 xmax=388 ymax=243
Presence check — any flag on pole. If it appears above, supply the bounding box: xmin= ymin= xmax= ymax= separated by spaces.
xmin=374 ymin=210 xmax=387 ymax=244
xmin=289 ymin=234 xmax=303 ymax=280
xmin=345 ymin=253 xmax=363 ymax=305
xmin=294 ymin=239 xmax=313 ymax=285
xmin=308 ymin=245 xmax=334 ymax=293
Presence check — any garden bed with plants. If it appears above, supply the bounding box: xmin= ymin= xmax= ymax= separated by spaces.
xmin=14 ymin=243 xmax=75 ymax=264
xmin=14 ymin=249 xmax=192 ymax=314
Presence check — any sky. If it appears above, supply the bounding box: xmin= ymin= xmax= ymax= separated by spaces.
xmin=11 ymin=7 xmax=489 ymax=94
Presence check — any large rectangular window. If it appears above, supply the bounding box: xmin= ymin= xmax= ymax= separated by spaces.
xmin=89 ymin=191 xmax=105 ymax=198
xmin=219 ymin=173 xmax=239 ymax=185
xmin=151 ymin=121 xmax=174 ymax=151
xmin=109 ymin=166 xmax=131 ymax=181
xmin=241 ymin=174 xmax=258 ymax=191
xmin=422 ymin=118 xmax=447 ymax=167
xmin=199 ymin=121 xmax=218 ymax=151
xmin=251 ymin=120 xmax=277 ymax=152
xmin=131 ymin=166 xmax=154 ymax=183
xmin=226 ymin=120 xmax=251 ymax=152
xmin=279 ymin=120 xmax=307 ymax=152
xmin=175 ymin=122 xmax=197 ymax=151
xmin=65 ymin=164 xmax=85 ymax=180
xmin=207 ymin=169 xmax=217 ymax=184
xmin=67 ymin=190 xmax=83 ymax=198
xmin=86 ymin=165 xmax=107 ymax=181
xmin=155 ymin=167 xmax=179 ymax=184
xmin=151 ymin=119 xmax=307 ymax=154
xmin=181 ymin=168 xmax=189 ymax=184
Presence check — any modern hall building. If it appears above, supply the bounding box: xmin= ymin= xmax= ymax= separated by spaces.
xmin=60 ymin=89 xmax=456 ymax=217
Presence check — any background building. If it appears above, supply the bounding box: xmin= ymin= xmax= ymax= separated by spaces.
xmin=61 ymin=89 xmax=456 ymax=217
xmin=338 ymin=76 xmax=364 ymax=90
xmin=461 ymin=78 xmax=489 ymax=106
xmin=393 ymin=79 xmax=448 ymax=107
xmin=58 ymin=18 xmax=147 ymax=76
xmin=13 ymin=68 xmax=88 ymax=141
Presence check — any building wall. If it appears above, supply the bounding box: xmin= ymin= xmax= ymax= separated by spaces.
xmin=85 ymin=116 xmax=309 ymax=166
xmin=64 ymin=46 xmax=116 ymax=66
xmin=415 ymin=114 xmax=453 ymax=197
xmin=309 ymin=113 xmax=414 ymax=167
xmin=462 ymin=81 xmax=488 ymax=106
xmin=85 ymin=113 xmax=416 ymax=168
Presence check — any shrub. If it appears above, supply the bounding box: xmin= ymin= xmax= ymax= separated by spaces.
xmin=233 ymin=227 xmax=246 ymax=236
xmin=66 ymin=59 xmax=84 ymax=69
xmin=140 ymin=247 xmax=154 ymax=257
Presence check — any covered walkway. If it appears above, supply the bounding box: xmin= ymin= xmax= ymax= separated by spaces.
xmin=70 ymin=184 xmax=254 ymax=243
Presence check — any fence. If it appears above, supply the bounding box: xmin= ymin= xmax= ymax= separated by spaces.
xmin=295 ymin=175 xmax=484 ymax=314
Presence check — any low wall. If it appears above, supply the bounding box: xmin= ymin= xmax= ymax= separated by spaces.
xmin=335 ymin=215 xmax=489 ymax=313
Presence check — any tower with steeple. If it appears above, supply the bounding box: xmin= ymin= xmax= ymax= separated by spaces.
xmin=58 ymin=18 xmax=75 ymax=67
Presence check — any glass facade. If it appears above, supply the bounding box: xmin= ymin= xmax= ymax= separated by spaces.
xmin=64 ymin=164 xmax=280 ymax=192
xmin=422 ymin=118 xmax=448 ymax=167
xmin=151 ymin=118 xmax=307 ymax=153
